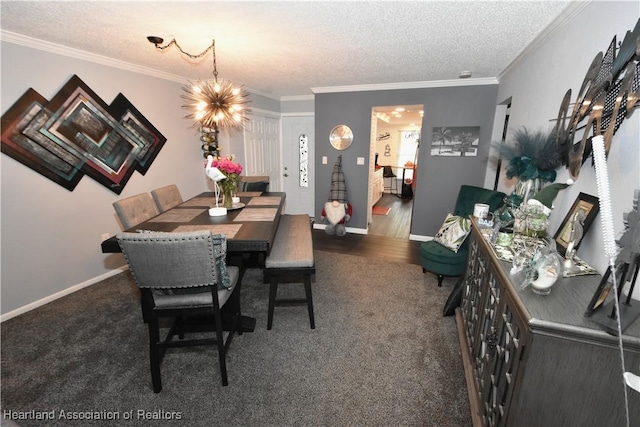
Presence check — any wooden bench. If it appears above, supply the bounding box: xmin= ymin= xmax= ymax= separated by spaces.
xmin=263 ymin=214 xmax=315 ymax=330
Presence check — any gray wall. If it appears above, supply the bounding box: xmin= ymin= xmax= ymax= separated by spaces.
xmin=486 ymin=0 xmax=640 ymax=285
xmin=315 ymin=84 xmax=498 ymax=235
xmin=0 ymin=39 xmax=281 ymax=318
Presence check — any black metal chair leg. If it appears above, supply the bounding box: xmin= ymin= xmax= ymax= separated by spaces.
xmin=148 ymin=318 xmax=163 ymax=393
xmin=213 ymin=309 xmax=229 ymax=386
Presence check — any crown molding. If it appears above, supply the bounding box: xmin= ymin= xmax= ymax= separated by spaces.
xmin=0 ymin=29 xmax=283 ymax=101
xmin=281 ymin=94 xmax=315 ymax=102
xmin=281 ymin=112 xmax=314 ymax=117
xmin=0 ymin=30 xmax=188 ymax=83
xmin=498 ymin=0 xmax=592 ymax=80
xmin=311 ymin=77 xmax=498 ymax=94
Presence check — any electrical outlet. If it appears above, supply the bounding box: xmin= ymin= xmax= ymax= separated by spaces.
xmin=101 ymin=233 xmax=110 ymax=241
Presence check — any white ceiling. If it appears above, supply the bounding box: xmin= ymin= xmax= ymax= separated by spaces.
xmin=1 ymin=1 xmax=574 ymax=99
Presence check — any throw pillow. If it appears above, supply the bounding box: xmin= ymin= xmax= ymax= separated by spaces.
xmin=434 ymin=213 xmax=471 ymax=253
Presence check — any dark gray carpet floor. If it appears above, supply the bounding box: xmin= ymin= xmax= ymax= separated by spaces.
xmin=1 ymin=250 xmax=471 ymax=426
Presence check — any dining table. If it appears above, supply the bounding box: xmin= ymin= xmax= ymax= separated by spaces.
xmin=101 ymin=191 xmax=286 ymax=254
xmin=101 ymin=191 xmax=287 ymax=333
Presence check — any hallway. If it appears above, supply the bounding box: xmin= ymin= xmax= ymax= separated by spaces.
xmin=369 ymin=193 xmax=413 ymax=239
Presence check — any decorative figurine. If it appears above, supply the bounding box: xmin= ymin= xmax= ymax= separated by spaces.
xmin=563 ymin=210 xmax=586 ymax=275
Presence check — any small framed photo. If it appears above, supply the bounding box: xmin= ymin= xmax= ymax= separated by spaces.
xmin=554 ymin=192 xmax=600 ymax=256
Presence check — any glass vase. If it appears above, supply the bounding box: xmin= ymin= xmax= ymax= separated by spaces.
xmin=514 ymin=178 xmax=543 ymax=204
xmin=222 ymin=184 xmax=235 ymax=209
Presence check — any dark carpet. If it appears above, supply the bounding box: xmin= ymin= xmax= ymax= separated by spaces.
xmin=1 ymin=250 xmax=471 ymax=426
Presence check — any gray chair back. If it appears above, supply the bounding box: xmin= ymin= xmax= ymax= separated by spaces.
xmin=116 ymin=231 xmax=231 ymax=292
xmin=239 ymin=175 xmax=270 ymax=192
xmin=151 ymin=184 xmax=183 ymax=213
xmin=113 ymin=193 xmax=159 ymax=230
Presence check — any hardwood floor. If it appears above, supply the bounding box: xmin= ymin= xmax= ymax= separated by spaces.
xmin=313 ymin=193 xmax=421 ymax=266
xmin=369 ymin=193 xmax=413 ymax=238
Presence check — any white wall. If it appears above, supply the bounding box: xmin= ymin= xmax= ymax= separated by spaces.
xmin=485 ymin=1 xmax=640 ymax=297
xmin=0 ymin=41 xmax=210 ymax=318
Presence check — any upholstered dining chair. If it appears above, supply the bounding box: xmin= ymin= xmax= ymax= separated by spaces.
xmin=238 ymin=175 xmax=270 ymax=192
xmin=112 ymin=193 xmax=159 ymax=230
xmin=116 ymin=231 xmax=241 ymax=392
xmin=150 ymin=184 xmax=183 ymax=213
xmin=419 ymin=185 xmax=505 ymax=286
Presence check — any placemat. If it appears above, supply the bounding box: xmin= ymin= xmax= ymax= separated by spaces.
xmin=233 ymin=208 xmax=278 ymax=222
xmin=236 ymin=191 xmax=263 ymax=197
xmin=148 ymin=208 xmax=205 ymax=223
xmin=247 ymin=196 xmax=282 ymax=206
xmin=172 ymin=224 xmax=243 ymax=239
xmin=179 ymin=197 xmax=219 ymax=207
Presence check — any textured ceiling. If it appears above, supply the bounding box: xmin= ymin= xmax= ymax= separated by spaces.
xmin=1 ymin=1 xmax=573 ymax=98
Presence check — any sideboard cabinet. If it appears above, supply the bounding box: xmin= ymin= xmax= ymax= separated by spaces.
xmin=457 ymin=218 xmax=640 ymax=426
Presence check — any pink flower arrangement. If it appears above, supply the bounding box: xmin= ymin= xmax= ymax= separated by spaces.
xmin=211 ymin=156 xmax=243 ymax=176
xmin=206 ymin=156 xmax=243 ymax=201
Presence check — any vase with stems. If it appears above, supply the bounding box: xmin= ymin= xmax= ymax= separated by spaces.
xmin=221 ymin=180 xmax=236 ymax=209
xmin=208 ymin=156 xmax=242 ymax=209
xmin=492 ymin=127 xmax=563 ymax=230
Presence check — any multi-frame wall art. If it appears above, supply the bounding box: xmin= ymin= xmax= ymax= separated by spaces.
xmin=1 ymin=74 xmax=166 ymax=194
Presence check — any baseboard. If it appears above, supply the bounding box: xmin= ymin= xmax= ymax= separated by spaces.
xmin=410 ymin=234 xmax=434 ymax=242
xmin=313 ymin=223 xmax=432 ymax=240
xmin=312 ymin=223 xmax=367 ymax=235
xmin=0 ymin=266 xmax=128 ymax=323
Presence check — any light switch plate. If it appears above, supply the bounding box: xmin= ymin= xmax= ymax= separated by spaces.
xmin=322 ymin=156 xmax=328 ymax=164
xmin=357 ymin=157 xmax=365 ymax=165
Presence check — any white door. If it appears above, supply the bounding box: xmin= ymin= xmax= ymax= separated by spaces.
xmin=244 ymin=113 xmax=281 ymax=190
xmin=282 ymin=115 xmax=314 ymax=215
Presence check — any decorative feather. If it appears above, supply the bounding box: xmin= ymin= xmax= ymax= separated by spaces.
xmin=493 ymin=127 xmax=564 ymax=182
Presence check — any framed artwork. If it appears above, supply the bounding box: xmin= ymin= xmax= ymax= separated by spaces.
xmin=431 ymin=126 xmax=480 ymax=157
xmin=553 ymin=192 xmax=600 ymax=256
xmin=1 ymin=75 xmax=166 ymax=194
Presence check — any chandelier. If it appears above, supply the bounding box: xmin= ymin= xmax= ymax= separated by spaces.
xmin=147 ymin=36 xmax=251 ymax=158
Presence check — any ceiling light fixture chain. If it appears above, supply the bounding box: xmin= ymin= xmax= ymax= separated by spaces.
xmin=147 ymin=35 xmax=250 ymax=158
xmin=147 ymin=36 xmax=214 ymax=59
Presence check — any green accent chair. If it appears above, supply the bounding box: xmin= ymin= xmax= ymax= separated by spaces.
xmin=420 ymin=185 xmax=505 ymax=286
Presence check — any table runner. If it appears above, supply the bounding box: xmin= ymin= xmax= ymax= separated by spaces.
xmin=148 ymin=208 xmax=205 ymax=223
xmin=172 ymin=224 xmax=243 ymax=239
xmin=233 ymin=208 xmax=278 ymax=222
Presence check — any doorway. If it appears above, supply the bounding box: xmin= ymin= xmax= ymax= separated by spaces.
xmin=368 ymin=104 xmax=423 ymax=238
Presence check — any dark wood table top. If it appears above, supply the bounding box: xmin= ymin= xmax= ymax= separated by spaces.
xmin=101 ymin=191 xmax=286 ymax=254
